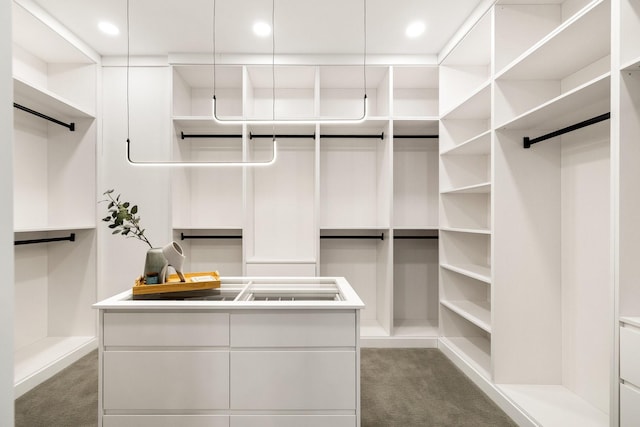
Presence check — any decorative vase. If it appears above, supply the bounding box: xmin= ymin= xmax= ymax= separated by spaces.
xmin=162 ymin=241 xmax=186 ymax=282
xmin=143 ymin=248 xmax=168 ymax=284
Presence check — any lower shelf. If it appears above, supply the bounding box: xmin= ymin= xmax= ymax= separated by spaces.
xmin=498 ymin=384 xmax=609 ymax=427
xmin=14 ymin=335 xmax=97 ymax=398
xmin=359 ymin=318 xmax=438 ymax=348
xmin=439 ymin=335 xmax=491 ymax=380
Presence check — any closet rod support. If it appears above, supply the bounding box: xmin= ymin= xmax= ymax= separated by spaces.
xmin=180 ymin=233 xmax=242 ymax=240
xmin=523 ymin=112 xmax=610 ymax=149
xmin=15 ymin=233 xmax=76 ymax=246
xmin=13 ymin=103 xmax=75 ymax=131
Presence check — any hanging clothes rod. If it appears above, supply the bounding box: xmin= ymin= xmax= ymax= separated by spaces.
xmin=180 ymin=132 xmax=242 ymax=139
xmin=320 ymin=233 xmax=385 ymax=240
xmin=394 ymin=135 xmax=439 ymax=139
xmin=180 ymin=233 xmax=242 ymax=240
xmin=523 ymin=112 xmax=610 ymax=149
xmin=250 ymin=133 xmax=315 ymax=139
xmin=15 ymin=233 xmax=76 ymax=246
xmin=13 ymin=103 xmax=75 ymax=131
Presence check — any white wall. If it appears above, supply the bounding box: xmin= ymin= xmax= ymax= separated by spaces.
xmin=99 ymin=63 xmax=172 ymax=299
xmin=0 ymin=0 xmax=14 ymax=423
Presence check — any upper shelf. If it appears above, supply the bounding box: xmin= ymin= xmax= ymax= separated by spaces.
xmin=441 ymin=130 xmax=491 ymax=156
xmin=496 ymin=0 xmax=610 ymax=80
xmin=441 ymin=81 xmax=491 ymax=120
xmin=13 ymin=77 xmax=96 ymax=119
xmin=496 ymin=73 xmax=610 ymax=131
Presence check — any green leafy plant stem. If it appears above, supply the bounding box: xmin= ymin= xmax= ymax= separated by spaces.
xmin=100 ymin=189 xmax=153 ymax=248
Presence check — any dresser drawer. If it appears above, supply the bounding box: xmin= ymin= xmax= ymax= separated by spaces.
xmin=230 ymin=311 xmax=356 ymax=347
xmin=230 ymin=350 xmax=356 ymax=410
xmin=621 ymin=383 xmax=640 ymax=427
xmin=103 ymin=312 xmax=229 ymax=347
xmin=621 ymin=324 xmax=640 ymax=386
xmin=103 ymin=351 xmax=229 ymax=410
xmin=103 ymin=415 xmax=229 ymax=427
xmin=230 ymin=415 xmax=355 ymax=427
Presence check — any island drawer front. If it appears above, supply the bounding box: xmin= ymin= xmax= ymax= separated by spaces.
xmin=621 ymin=383 xmax=640 ymax=427
xmin=103 ymin=415 xmax=229 ymax=427
xmin=230 ymin=351 xmax=356 ymax=410
xmin=103 ymin=351 xmax=229 ymax=410
xmin=230 ymin=415 xmax=355 ymax=427
xmin=621 ymin=324 xmax=640 ymax=386
xmin=103 ymin=312 xmax=229 ymax=347
xmin=230 ymin=311 xmax=356 ymax=347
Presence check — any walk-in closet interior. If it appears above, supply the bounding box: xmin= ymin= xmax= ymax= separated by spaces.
xmin=3 ymin=0 xmax=640 ymax=425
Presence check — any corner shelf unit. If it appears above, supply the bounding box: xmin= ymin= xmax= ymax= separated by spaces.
xmin=170 ymin=62 xmax=440 ymax=347
xmin=12 ymin=2 xmax=98 ymax=397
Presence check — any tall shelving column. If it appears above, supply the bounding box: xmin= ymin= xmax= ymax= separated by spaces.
xmin=318 ymin=65 xmax=393 ymax=345
xmin=492 ymin=0 xmax=611 ymax=425
xmin=391 ymin=65 xmax=440 ymax=346
xmin=12 ymin=2 xmax=98 ymax=397
xmin=615 ymin=0 xmax=640 ymax=425
xmin=171 ymin=64 xmax=244 ymax=275
xmin=438 ymin=10 xmax=493 ymax=379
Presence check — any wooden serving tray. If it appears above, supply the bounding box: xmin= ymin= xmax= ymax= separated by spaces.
xmin=132 ymin=271 xmax=221 ymax=296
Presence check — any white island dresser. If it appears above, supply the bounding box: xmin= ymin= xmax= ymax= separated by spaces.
xmin=93 ymin=277 xmax=364 ymax=427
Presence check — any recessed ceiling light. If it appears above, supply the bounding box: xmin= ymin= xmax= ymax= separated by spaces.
xmin=406 ymin=21 xmax=426 ymax=38
xmin=98 ymin=21 xmax=120 ymax=36
xmin=253 ymin=21 xmax=271 ymax=37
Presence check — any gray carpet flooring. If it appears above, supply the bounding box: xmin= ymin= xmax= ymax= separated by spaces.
xmin=15 ymin=348 xmax=517 ymax=427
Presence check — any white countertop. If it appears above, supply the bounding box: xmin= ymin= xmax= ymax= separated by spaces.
xmin=94 ymin=276 xmax=365 ymax=310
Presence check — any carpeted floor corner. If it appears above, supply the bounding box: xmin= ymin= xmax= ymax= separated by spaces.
xmin=15 ymin=348 xmax=517 ymax=427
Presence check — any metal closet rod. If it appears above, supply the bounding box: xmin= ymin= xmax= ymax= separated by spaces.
xmin=13 ymin=103 xmax=75 ymax=131
xmin=523 ymin=112 xmax=610 ymax=149
xmin=320 ymin=233 xmax=385 ymax=240
xmin=180 ymin=233 xmax=242 ymax=240
xmin=15 ymin=233 xmax=76 ymax=246
xmin=394 ymin=135 xmax=439 ymax=139
xmin=394 ymin=235 xmax=439 ymax=239
xmin=180 ymin=132 xmax=386 ymax=140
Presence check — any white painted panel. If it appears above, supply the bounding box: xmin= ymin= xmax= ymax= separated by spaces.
xmin=104 ymin=312 xmax=229 ymax=347
xmin=245 ymin=263 xmax=316 ymax=277
xmin=104 ymin=415 xmax=229 ymax=427
xmin=103 ymin=351 xmax=229 ymax=410
xmin=230 ymin=351 xmax=356 ymax=410
xmin=14 ymin=244 xmax=48 ymax=350
xmin=231 ymin=415 xmax=355 ymax=427
xmin=621 ymin=326 xmax=640 ymax=386
xmin=621 ymin=383 xmax=640 ymax=427
xmin=230 ymin=311 xmax=356 ymax=347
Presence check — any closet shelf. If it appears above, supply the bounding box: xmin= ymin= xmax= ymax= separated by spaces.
xmin=441 ymin=300 xmax=491 ymax=333
xmin=440 ymin=130 xmax=491 ymax=156
xmin=622 ymin=58 xmax=640 ymax=72
xmin=440 ymin=226 xmax=491 ymax=235
xmin=441 ymin=182 xmax=491 ymax=194
xmin=495 ymin=0 xmax=610 ymax=81
xmin=496 ymin=73 xmax=610 ymax=131
xmin=13 ymin=77 xmax=95 ymax=119
xmin=440 ymin=263 xmax=491 ymax=284
xmin=439 ymin=336 xmax=491 ymax=380
xmin=440 ymin=80 xmax=491 ymax=120
xmin=14 ymin=225 xmax=95 ymax=233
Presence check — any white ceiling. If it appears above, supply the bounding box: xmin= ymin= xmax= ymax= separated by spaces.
xmin=24 ymin=0 xmax=487 ymax=59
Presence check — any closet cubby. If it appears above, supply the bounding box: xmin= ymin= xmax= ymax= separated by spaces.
xmin=620 ymin=0 xmax=640 ymax=68
xmin=245 ymin=128 xmax=316 ymax=265
xmin=12 ymin=2 xmax=98 ymax=397
xmin=392 ymin=66 xmax=438 ymax=118
xmin=319 ymin=66 xmax=389 ymax=118
xmin=172 ymin=229 xmax=243 ymax=276
xmin=173 ymin=64 xmax=242 ymax=118
xmin=392 ymin=231 xmax=439 ymax=339
xmin=14 ymin=228 xmax=96 ymax=398
xmin=319 ymin=120 xmax=391 ymax=229
xmin=494 ymin=0 xmax=611 ymax=127
xmin=392 ymin=120 xmax=439 ymax=229
xmin=245 ymin=65 xmax=315 ymax=119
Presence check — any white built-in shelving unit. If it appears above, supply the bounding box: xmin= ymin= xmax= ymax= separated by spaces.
xmin=170 ymin=63 xmax=440 ymax=347
xmin=11 ymin=2 xmax=98 ymax=398
xmin=439 ymin=0 xmax=614 ymax=426
xmin=615 ymin=0 xmax=640 ymax=425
